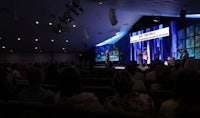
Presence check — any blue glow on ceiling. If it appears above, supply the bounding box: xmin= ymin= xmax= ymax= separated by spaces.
xmin=96 ymin=30 xmax=127 ymax=46
xmin=186 ymin=14 xmax=200 ymax=18
xmin=162 ymin=14 xmax=200 ymax=18
xmin=96 ymin=13 xmax=200 ymax=47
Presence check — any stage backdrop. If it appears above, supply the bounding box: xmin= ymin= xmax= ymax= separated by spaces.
xmin=177 ymin=23 xmax=200 ymax=59
xmin=129 ymin=21 xmax=177 ymax=64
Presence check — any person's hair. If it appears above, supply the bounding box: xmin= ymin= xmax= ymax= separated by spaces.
xmin=0 ymin=67 xmax=7 ymax=80
xmin=173 ymin=69 xmax=200 ymax=117
xmin=58 ymin=67 xmax=82 ymax=97
xmin=112 ymin=70 xmax=133 ymax=95
xmin=184 ymin=59 xmax=198 ymax=70
xmin=125 ymin=61 xmax=137 ymax=76
xmin=27 ymin=67 xmax=43 ymax=86
xmin=183 ymin=48 xmax=187 ymax=52
xmin=150 ymin=59 xmax=162 ymax=69
xmin=0 ymin=67 xmax=9 ymax=89
xmin=154 ymin=64 xmax=173 ymax=89
xmin=173 ymin=68 xmax=200 ymax=99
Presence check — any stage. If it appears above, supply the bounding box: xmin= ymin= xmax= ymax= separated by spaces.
xmin=93 ymin=65 xmax=149 ymax=71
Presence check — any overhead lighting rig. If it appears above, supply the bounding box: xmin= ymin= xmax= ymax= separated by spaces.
xmin=52 ymin=0 xmax=84 ymax=36
xmin=52 ymin=21 xmax=65 ymax=36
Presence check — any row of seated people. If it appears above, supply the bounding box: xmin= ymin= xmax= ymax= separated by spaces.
xmin=0 ymin=100 xmax=152 ymax=118
xmin=1 ymin=58 xmax=200 ymax=117
xmin=0 ymin=66 xmax=154 ymax=117
xmin=6 ymin=62 xmax=116 ymax=83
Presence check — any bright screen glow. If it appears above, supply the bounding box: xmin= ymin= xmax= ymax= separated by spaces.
xmin=95 ymin=44 xmax=119 ymax=62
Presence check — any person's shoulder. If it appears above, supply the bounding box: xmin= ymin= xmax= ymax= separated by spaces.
xmin=133 ymin=72 xmax=144 ymax=80
xmin=136 ymin=93 xmax=153 ymax=100
xmin=162 ymin=99 xmax=178 ymax=106
xmin=74 ymin=92 xmax=99 ymax=101
xmin=40 ymin=87 xmax=54 ymax=93
xmin=104 ymin=95 xmax=120 ymax=103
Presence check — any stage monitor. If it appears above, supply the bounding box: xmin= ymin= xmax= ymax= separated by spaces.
xmin=195 ymin=23 xmax=200 ymax=35
xmin=176 ymin=49 xmax=194 ymax=59
xmin=187 ymin=48 xmax=195 ymax=57
xmin=95 ymin=44 xmax=119 ymax=62
xmin=186 ymin=25 xmax=195 ymax=37
xmin=177 ymin=39 xmax=185 ymax=49
xmin=195 ymin=47 xmax=200 ymax=59
xmin=195 ymin=35 xmax=200 ymax=47
xmin=186 ymin=37 xmax=195 ymax=48
xmin=178 ymin=29 xmax=185 ymax=39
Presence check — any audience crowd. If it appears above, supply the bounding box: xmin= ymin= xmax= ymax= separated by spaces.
xmin=0 ymin=58 xmax=200 ymax=117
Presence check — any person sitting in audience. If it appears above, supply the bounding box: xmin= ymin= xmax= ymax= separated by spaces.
xmin=55 ymin=67 xmax=103 ymax=112
xmin=44 ymin=63 xmax=59 ymax=84
xmin=125 ymin=61 xmax=147 ymax=92
xmin=0 ymin=66 xmax=17 ymax=100
xmin=144 ymin=59 xmax=163 ymax=90
xmin=184 ymin=58 xmax=200 ymax=73
xmin=158 ymin=69 xmax=200 ymax=117
xmin=18 ymin=67 xmax=55 ymax=104
xmin=150 ymin=64 xmax=173 ymax=91
xmin=103 ymin=70 xmax=155 ymax=115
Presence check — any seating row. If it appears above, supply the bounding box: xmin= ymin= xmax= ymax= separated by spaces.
xmin=0 ymin=100 xmax=152 ymax=118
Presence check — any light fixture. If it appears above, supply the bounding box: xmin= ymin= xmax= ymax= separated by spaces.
xmin=17 ymin=37 xmax=21 ymax=41
xmin=66 ymin=40 xmax=69 ymax=43
xmin=115 ymin=30 xmax=120 ymax=35
xmin=49 ymin=22 xmax=53 ymax=26
xmin=53 ymin=0 xmax=84 ymax=35
xmin=35 ymin=21 xmax=39 ymax=25
xmin=35 ymin=38 xmax=38 ymax=42
xmin=59 ymin=16 xmax=71 ymax=24
xmin=78 ymin=7 xmax=84 ymax=12
xmin=71 ymin=0 xmax=84 ymax=12
xmin=35 ymin=46 xmax=38 ymax=50
xmin=70 ymin=8 xmax=79 ymax=16
xmin=61 ymin=13 xmax=73 ymax=23
xmin=52 ymin=21 xmax=65 ymax=36
xmin=2 ymin=46 xmax=5 ymax=49
xmin=153 ymin=19 xmax=159 ymax=23
xmin=51 ymin=39 xmax=54 ymax=42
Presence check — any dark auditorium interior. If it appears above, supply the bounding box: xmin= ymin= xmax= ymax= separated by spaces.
xmin=1 ymin=0 xmax=200 ymax=118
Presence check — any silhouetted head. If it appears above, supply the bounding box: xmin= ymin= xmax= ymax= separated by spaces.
xmin=59 ymin=67 xmax=81 ymax=97
xmin=112 ymin=70 xmax=134 ymax=96
xmin=173 ymin=68 xmax=200 ymax=99
xmin=27 ymin=67 xmax=43 ymax=86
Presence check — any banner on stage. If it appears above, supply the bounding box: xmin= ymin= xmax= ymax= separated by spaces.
xmin=130 ymin=27 xmax=169 ymax=43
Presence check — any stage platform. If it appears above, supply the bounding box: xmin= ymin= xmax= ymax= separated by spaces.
xmin=93 ymin=65 xmax=125 ymax=69
xmin=93 ymin=65 xmax=149 ymax=71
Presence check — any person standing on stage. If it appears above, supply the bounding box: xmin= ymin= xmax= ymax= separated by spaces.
xmin=143 ymin=47 xmax=148 ymax=67
xmin=155 ymin=47 xmax=160 ymax=60
xmin=180 ymin=48 xmax=189 ymax=61
xmin=105 ymin=50 xmax=110 ymax=68
xmin=137 ymin=49 xmax=142 ymax=67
